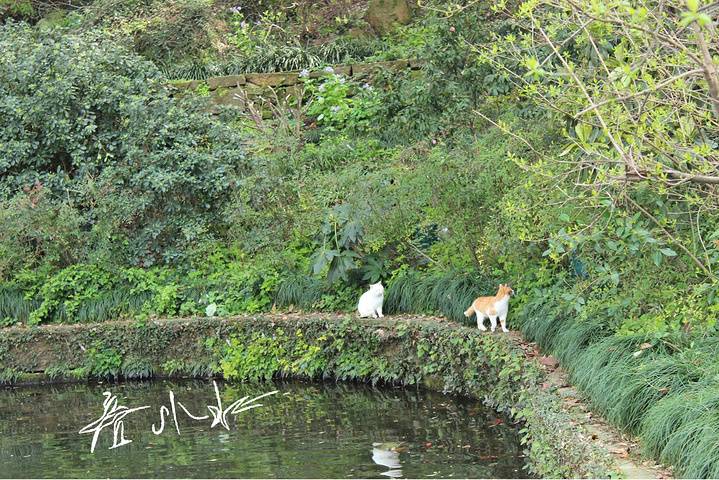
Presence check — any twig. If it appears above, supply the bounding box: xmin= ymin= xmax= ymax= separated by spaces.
xmin=406 ymin=240 xmax=446 ymax=271
xmin=625 ymin=195 xmax=713 ymax=279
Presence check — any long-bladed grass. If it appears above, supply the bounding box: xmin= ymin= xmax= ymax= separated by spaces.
xmin=518 ymin=296 xmax=571 ymax=353
xmin=524 ymin=297 xmax=719 ymax=477
xmin=0 ymin=285 xmax=40 ymax=325
xmin=635 ymin=339 xmax=719 ymax=477
xmin=274 ymin=271 xmax=324 ymax=310
xmin=431 ymin=273 xmax=498 ymax=324
xmin=162 ymin=40 xmax=384 ymax=80
xmin=384 ymin=270 xmax=500 ymax=325
xmin=75 ymin=288 xmax=152 ymax=323
xmin=642 ymin=382 xmax=719 ymax=478
xmin=553 ymin=319 xmax=609 ymax=364
xmin=567 ymin=335 xmax=694 ymax=434
xmin=384 ymin=271 xmax=435 ymax=315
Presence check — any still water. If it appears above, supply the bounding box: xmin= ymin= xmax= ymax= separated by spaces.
xmin=0 ymin=378 xmax=533 ymax=478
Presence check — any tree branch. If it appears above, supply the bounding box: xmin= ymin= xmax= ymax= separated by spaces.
xmin=625 ymin=195 xmax=713 ymax=278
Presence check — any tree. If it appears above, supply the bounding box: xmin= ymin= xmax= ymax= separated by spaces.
xmin=470 ymin=0 xmax=719 ymax=280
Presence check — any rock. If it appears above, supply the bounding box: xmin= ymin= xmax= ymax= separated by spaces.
xmin=212 ymin=85 xmax=264 ymax=107
xmin=245 ymin=72 xmax=300 ymax=87
xmin=307 ymin=66 xmax=352 ymax=79
xmin=539 ymin=356 xmax=559 ymax=367
xmin=206 ymin=75 xmax=246 ymax=90
xmin=366 ymin=0 xmax=412 ymax=36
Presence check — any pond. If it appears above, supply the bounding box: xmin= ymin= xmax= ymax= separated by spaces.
xmin=0 ymin=378 xmax=533 ymax=479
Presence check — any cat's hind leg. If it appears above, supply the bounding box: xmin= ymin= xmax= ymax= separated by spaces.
xmin=499 ymin=315 xmax=509 ymax=333
xmin=476 ymin=313 xmax=487 ymax=331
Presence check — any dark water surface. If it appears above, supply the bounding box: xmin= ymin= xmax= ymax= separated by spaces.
xmin=0 ymin=378 xmax=532 ymax=478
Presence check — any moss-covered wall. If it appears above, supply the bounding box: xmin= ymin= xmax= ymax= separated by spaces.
xmin=0 ymin=314 xmax=531 ymax=398
xmin=168 ymin=59 xmax=421 ymax=111
xmin=0 ymin=313 xmax=618 ymax=478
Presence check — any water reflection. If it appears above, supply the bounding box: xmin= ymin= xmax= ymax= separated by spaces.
xmin=0 ymin=379 xmax=533 ymax=479
xmin=372 ymin=442 xmax=403 ymax=478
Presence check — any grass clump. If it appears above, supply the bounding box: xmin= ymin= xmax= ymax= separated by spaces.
xmin=0 ymin=285 xmax=40 ymax=326
xmin=642 ymin=383 xmax=719 ymax=478
xmin=519 ymin=292 xmax=719 ymax=477
xmin=274 ymin=270 xmax=324 ymax=310
xmin=384 ymin=269 xmax=499 ymax=325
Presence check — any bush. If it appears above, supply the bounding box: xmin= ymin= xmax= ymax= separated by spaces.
xmin=0 ymin=23 xmax=246 ymax=272
xmin=0 ymin=184 xmax=87 ymax=276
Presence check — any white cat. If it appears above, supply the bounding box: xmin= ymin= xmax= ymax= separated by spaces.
xmin=358 ymin=282 xmax=384 ymax=318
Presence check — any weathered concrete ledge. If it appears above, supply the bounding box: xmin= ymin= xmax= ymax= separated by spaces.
xmin=0 ymin=313 xmax=628 ymax=478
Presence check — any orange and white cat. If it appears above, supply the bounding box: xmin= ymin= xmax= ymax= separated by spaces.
xmin=464 ymin=284 xmax=514 ymax=332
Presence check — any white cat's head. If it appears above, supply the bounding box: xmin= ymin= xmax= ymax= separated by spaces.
xmin=370 ymin=282 xmax=384 ymax=297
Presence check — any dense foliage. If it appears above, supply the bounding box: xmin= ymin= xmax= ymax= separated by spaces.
xmin=2 ymin=0 xmax=719 ymax=477
xmin=0 ymin=22 xmax=247 ymax=277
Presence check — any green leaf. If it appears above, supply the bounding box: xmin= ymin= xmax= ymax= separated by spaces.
xmin=653 ymin=250 xmax=662 ymax=266
xmin=559 ymin=213 xmax=570 ymax=222
xmin=660 ymin=248 xmax=677 ymax=257
xmin=697 ymin=12 xmax=712 ymax=26
xmin=575 ymin=123 xmax=592 ymax=143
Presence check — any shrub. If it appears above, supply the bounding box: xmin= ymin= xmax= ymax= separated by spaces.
xmin=0 ymin=23 xmax=246 ymax=270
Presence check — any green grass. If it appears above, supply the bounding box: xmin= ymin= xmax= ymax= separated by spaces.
xmin=384 ymin=271 xmax=435 ymax=315
xmin=518 ymin=299 xmax=571 ymax=353
xmin=384 ymin=269 xmax=498 ymax=325
xmin=161 ymin=40 xmax=384 ymax=80
xmin=121 ymin=355 xmax=156 ymax=379
xmin=1 ymin=283 xmax=154 ymax=326
xmin=642 ymin=383 xmax=719 ymax=478
xmin=430 ymin=273 xmax=498 ymax=325
xmin=0 ymin=285 xmax=41 ymax=326
xmin=75 ymin=288 xmax=152 ymax=323
xmin=275 ymin=271 xmax=324 ymax=310
xmin=552 ymin=319 xmax=609 ymax=364
xmin=518 ymin=293 xmax=719 ymax=477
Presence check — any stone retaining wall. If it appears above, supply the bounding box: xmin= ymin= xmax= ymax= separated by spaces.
xmin=168 ymin=59 xmax=423 ymax=109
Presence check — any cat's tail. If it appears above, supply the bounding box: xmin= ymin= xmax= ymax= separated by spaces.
xmin=464 ymin=304 xmax=475 ymax=317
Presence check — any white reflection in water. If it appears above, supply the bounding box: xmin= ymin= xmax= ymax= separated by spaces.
xmin=372 ymin=442 xmax=403 ymax=478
